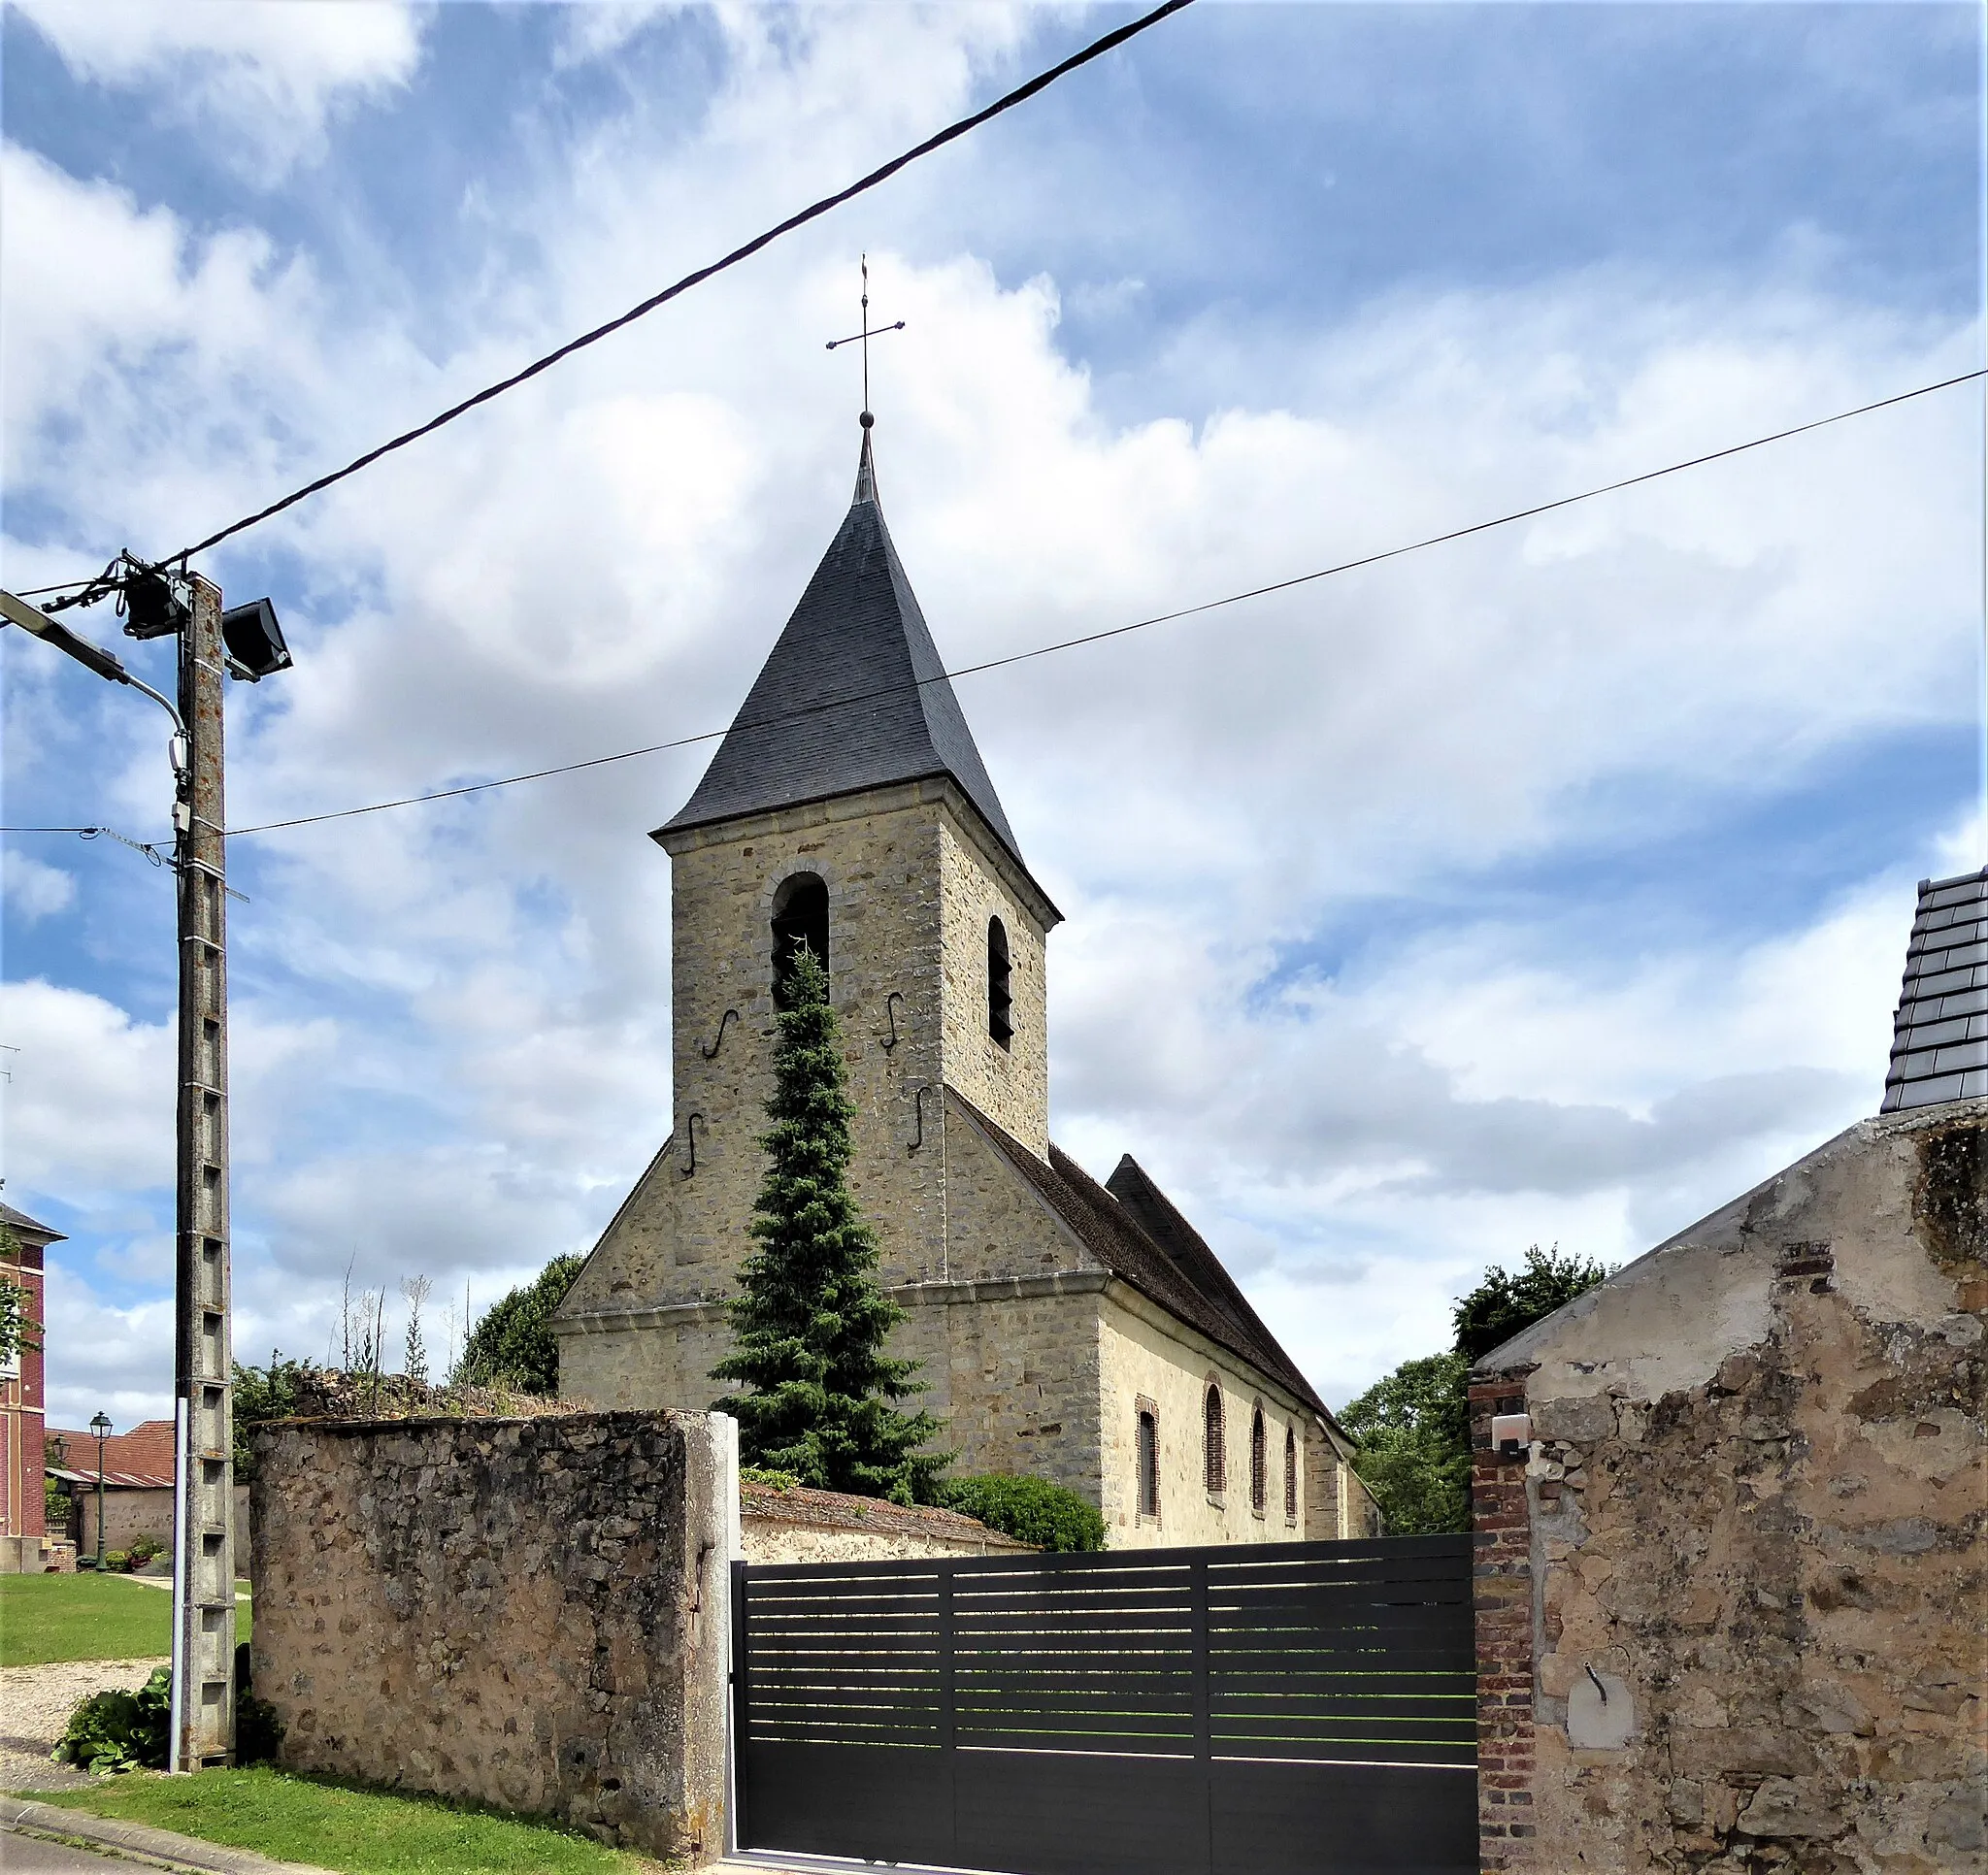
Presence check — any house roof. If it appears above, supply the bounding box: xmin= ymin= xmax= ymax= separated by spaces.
xmin=949 ymin=1092 xmax=1329 ymax=1420
xmin=48 ymin=1419 xmax=175 ymax=1486
xmin=659 ymin=431 xmax=1037 ymax=893
xmin=1882 ymin=866 xmax=1988 ymax=1111
xmin=1 ymin=1201 xmax=65 ymax=1248
xmin=48 ymin=1464 xmax=174 ymax=1491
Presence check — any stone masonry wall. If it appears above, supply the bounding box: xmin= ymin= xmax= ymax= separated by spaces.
xmin=1471 ymin=1109 xmax=1987 ymax=1874
xmin=1099 ymin=1287 xmax=1313 ymax=1548
xmin=644 ymin=779 xmax=1051 ymax=1303
xmin=249 ymin=1410 xmax=736 ymax=1863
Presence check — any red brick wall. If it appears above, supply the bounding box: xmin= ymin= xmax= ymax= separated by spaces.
xmin=3 ymin=1240 xmax=47 ymax=1546
xmin=1472 ymin=1372 xmax=1536 ymax=1871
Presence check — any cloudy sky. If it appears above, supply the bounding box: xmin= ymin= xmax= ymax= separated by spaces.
xmin=2 ymin=0 xmax=1980 ymax=1432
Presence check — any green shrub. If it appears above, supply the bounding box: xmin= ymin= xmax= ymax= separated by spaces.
xmin=127 ymin=1534 xmax=166 ymax=1565
xmin=53 ymin=1667 xmax=171 ymax=1773
xmin=936 ymin=1474 xmax=1105 ymax=1552
xmin=740 ymin=1465 xmax=801 ymax=1492
xmin=102 ymin=1550 xmax=130 ymax=1574
xmin=235 ymin=1642 xmax=284 ymax=1766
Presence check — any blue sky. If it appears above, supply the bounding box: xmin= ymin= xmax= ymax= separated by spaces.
xmin=2 ymin=0 xmax=1981 ymax=1430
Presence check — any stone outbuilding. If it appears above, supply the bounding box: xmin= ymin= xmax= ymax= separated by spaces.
xmin=554 ymin=425 xmax=1376 ymax=1546
xmin=1471 ymin=866 xmax=1988 ymax=1873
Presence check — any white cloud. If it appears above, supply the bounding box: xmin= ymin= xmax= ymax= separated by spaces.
xmin=2 ymin=3 xmax=1974 ymax=1423
xmin=9 ymin=0 xmax=424 ymax=173
xmin=1 ymin=849 xmax=76 ymax=922
xmin=0 ymin=980 xmax=174 ymax=1198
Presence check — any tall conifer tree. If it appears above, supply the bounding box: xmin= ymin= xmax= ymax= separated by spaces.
xmin=712 ymin=945 xmax=945 ymax=1502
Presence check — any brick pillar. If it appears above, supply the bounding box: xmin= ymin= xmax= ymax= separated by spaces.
xmin=1471 ymin=1372 xmax=1536 ymax=1871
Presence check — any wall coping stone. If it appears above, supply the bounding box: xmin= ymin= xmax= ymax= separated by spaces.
xmin=742 ymin=1480 xmax=1033 ymax=1548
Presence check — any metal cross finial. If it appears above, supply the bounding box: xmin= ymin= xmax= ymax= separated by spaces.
xmin=825 ymin=253 xmax=906 ymax=422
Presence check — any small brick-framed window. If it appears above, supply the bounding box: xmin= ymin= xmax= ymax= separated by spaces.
xmin=1136 ymin=1400 xmax=1160 ymax=1522
xmin=987 ymin=917 xmax=1013 ymax=1048
xmin=1203 ymin=1382 xmax=1226 ymax=1501
xmin=1283 ymin=1426 xmax=1298 ymax=1526
xmin=1249 ymin=1405 xmax=1268 ymax=1517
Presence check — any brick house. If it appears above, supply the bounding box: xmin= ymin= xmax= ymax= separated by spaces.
xmin=1469 ymin=867 xmax=1988 ymax=1872
xmin=1 ymin=1199 xmax=62 ymax=1572
xmin=555 ymin=427 xmax=1380 ymax=1546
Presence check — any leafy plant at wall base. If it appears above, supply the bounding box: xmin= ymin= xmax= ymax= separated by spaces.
xmin=712 ymin=945 xmax=948 ymax=1504
xmin=459 ymin=1255 xmax=584 ymax=1396
xmin=102 ymin=1551 xmax=131 ymax=1574
xmin=235 ymin=1642 xmax=283 ymax=1766
xmin=936 ymin=1474 xmax=1105 ymax=1552
xmin=53 ymin=1668 xmax=171 ymax=1773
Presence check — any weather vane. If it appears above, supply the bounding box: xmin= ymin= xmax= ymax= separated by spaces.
xmin=825 ymin=254 xmax=906 ymax=427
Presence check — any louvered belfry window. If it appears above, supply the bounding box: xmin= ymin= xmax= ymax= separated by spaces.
xmin=1137 ymin=1409 xmax=1159 ymax=1519
xmin=1284 ymin=1426 xmax=1298 ymax=1525
xmin=987 ymin=917 xmax=1013 ymax=1047
xmin=1204 ymin=1385 xmax=1226 ymax=1497
xmin=1250 ymin=1407 xmax=1268 ymax=1515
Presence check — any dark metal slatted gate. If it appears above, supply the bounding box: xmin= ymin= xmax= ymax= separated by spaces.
xmin=732 ymin=1536 xmax=1475 ymax=1875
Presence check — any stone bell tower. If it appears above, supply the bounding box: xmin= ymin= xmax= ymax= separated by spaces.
xmin=555 ymin=426 xmax=1062 ymax=1409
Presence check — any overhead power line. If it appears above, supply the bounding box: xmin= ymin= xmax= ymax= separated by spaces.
xmin=165 ymin=0 xmax=1198 ymax=566
xmin=204 ymin=366 xmax=1981 ymax=841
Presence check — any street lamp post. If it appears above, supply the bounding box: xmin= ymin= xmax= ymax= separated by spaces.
xmin=89 ymin=1411 xmax=110 ymax=1569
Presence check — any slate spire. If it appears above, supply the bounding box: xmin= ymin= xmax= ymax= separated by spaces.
xmin=660 ymin=426 xmax=1027 ymax=872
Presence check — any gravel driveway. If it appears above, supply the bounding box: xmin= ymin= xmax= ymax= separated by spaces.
xmin=0 ymin=1659 xmax=167 ymax=1793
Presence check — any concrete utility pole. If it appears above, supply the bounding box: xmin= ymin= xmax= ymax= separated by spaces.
xmin=5 ymin=567 xmax=286 ymax=1771
xmin=171 ymin=576 xmax=236 ymax=1769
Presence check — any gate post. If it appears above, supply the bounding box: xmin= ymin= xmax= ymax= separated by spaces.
xmin=729 ymin=1559 xmax=750 ymax=1857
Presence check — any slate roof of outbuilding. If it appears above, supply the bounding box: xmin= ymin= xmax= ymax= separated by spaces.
xmin=1881 ymin=866 xmax=1988 ymax=1111
xmin=949 ymin=1092 xmax=1331 ymax=1422
xmin=660 ymin=433 xmax=1031 ymax=885
xmin=1 ymin=1201 xmax=64 ymax=1246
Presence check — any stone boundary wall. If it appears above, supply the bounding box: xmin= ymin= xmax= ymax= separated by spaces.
xmin=249 ymin=1409 xmax=737 ymax=1863
xmin=741 ymin=1478 xmax=1032 ymax=1562
xmin=1468 ymin=1110 xmax=1987 ymax=1874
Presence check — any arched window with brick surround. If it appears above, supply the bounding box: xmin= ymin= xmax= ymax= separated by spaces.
xmin=987 ymin=917 xmax=1012 ymax=1047
xmin=771 ymin=872 xmax=828 ymax=1008
xmin=1137 ymin=1407 xmax=1160 ymax=1521
xmin=1203 ymin=1382 xmax=1226 ymax=1498
xmin=1249 ymin=1405 xmax=1268 ymax=1516
xmin=1283 ymin=1427 xmax=1298 ymax=1525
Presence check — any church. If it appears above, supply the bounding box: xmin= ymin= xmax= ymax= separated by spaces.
xmin=553 ymin=422 xmax=1375 ymax=1547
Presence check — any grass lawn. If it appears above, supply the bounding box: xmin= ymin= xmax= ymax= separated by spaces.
xmin=27 ymin=1768 xmax=661 ymax=1874
xmin=0 ymin=1573 xmax=252 ymax=1665
xmin=1 ymin=1574 xmax=170 ymax=1666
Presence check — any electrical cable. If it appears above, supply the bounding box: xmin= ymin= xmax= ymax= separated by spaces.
xmin=0 ymin=825 xmax=170 ymax=864
xmin=164 ymin=0 xmax=1198 ymax=566
xmin=212 ymin=364 xmax=1983 ymax=840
